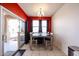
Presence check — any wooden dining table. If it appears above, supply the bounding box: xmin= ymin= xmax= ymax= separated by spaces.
xmin=29 ymin=32 xmax=53 ymax=50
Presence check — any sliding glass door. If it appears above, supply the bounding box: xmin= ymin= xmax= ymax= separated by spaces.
xmin=0 ymin=7 xmax=25 ymax=56
xmin=18 ymin=20 xmax=25 ymax=48
xmin=4 ymin=18 xmax=19 ymax=56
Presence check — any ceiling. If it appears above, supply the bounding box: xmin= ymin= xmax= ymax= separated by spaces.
xmin=18 ymin=3 xmax=64 ymax=16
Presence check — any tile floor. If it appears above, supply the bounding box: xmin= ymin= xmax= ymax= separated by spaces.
xmin=4 ymin=40 xmax=18 ymax=56
xmin=21 ymin=44 xmax=66 ymax=56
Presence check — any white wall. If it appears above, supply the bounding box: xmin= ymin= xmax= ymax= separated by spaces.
xmin=52 ymin=4 xmax=79 ymax=55
xmin=0 ymin=5 xmax=2 ymax=56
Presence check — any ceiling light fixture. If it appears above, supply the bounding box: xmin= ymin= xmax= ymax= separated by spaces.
xmin=37 ymin=8 xmax=44 ymax=17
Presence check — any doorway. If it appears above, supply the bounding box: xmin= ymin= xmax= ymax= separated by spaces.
xmin=4 ymin=15 xmax=19 ymax=56
xmin=0 ymin=6 xmax=25 ymax=56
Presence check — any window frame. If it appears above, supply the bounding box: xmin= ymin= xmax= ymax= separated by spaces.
xmin=32 ymin=20 xmax=48 ymax=32
xmin=32 ymin=20 xmax=39 ymax=32
xmin=42 ymin=20 xmax=47 ymax=32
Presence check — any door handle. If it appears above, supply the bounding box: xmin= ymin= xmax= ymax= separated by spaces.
xmin=2 ymin=35 xmax=4 ymax=41
xmin=2 ymin=35 xmax=5 ymax=41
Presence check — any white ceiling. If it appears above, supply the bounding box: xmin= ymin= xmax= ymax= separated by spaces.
xmin=18 ymin=3 xmax=64 ymax=16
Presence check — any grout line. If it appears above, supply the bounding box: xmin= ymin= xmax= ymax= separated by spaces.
xmin=22 ymin=44 xmax=66 ymax=56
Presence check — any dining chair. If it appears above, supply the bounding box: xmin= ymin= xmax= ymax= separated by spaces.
xmin=30 ymin=32 xmax=38 ymax=50
xmin=32 ymin=37 xmax=38 ymax=47
xmin=44 ymin=32 xmax=53 ymax=50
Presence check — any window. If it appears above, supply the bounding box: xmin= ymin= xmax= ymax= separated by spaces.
xmin=19 ymin=20 xmax=25 ymax=32
xmin=42 ymin=20 xmax=47 ymax=32
xmin=32 ymin=20 xmax=47 ymax=32
xmin=32 ymin=20 xmax=39 ymax=32
xmin=7 ymin=19 xmax=19 ymax=38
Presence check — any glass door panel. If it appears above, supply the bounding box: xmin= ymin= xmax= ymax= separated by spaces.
xmin=4 ymin=18 xmax=19 ymax=56
xmin=18 ymin=20 xmax=25 ymax=48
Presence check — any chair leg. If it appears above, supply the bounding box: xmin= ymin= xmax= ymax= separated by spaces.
xmin=45 ymin=41 xmax=48 ymax=49
xmin=36 ymin=40 xmax=37 ymax=47
xmin=50 ymin=38 xmax=53 ymax=50
xmin=30 ymin=39 xmax=33 ymax=50
xmin=45 ymin=40 xmax=53 ymax=50
xmin=44 ymin=38 xmax=45 ymax=45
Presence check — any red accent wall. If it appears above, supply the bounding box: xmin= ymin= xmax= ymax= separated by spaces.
xmin=0 ymin=3 xmax=28 ymax=21
xmin=0 ymin=3 xmax=52 ymax=32
xmin=27 ymin=16 xmax=52 ymax=32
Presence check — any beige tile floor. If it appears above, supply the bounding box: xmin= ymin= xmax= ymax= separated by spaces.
xmin=21 ymin=44 xmax=66 ymax=56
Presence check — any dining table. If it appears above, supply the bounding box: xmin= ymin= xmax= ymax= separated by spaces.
xmin=29 ymin=32 xmax=53 ymax=50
